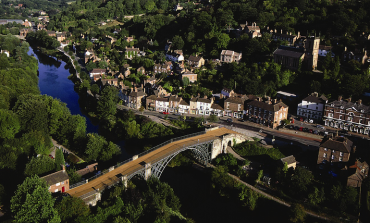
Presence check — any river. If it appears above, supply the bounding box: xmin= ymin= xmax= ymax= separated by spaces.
xmin=29 ymin=47 xmax=129 ymax=160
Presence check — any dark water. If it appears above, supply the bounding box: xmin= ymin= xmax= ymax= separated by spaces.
xmin=29 ymin=47 xmax=99 ymax=133
xmin=29 ymin=47 xmax=129 ymax=160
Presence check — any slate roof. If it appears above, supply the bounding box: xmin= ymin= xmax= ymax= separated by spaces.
xmin=247 ymin=100 xmax=288 ymax=112
xmin=281 ymin=155 xmax=296 ymax=165
xmin=169 ymin=95 xmax=181 ymax=102
xmin=328 ymin=100 xmax=370 ymax=113
xmin=197 ymin=98 xmax=212 ymax=103
xmin=273 ymin=47 xmax=304 ymax=58
xmin=41 ymin=170 xmax=69 ymax=186
xmin=156 ymin=97 xmax=169 ymax=102
xmin=211 ymin=103 xmax=224 ymax=110
xmin=180 ymin=100 xmax=189 ymax=106
xmin=320 ymin=136 xmax=353 ymax=153
xmin=188 ymin=55 xmax=201 ymax=62
xmin=225 ymin=96 xmax=245 ymax=104
xmin=302 ymin=95 xmax=327 ymax=104
xmin=146 ymin=95 xmax=157 ymax=100
xmin=90 ymin=68 xmax=106 ymax=74
xmin=130 ymin=91 xmax=146 ymax=97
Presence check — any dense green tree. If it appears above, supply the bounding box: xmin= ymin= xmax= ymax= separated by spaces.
xmin=24 ymin=155 xmax=55 ymax=176
xmin=238 ymin=184 xmax=259 ymax=210
xmin=54 ymin=148 xmax=65 ymax=170
xmin=0 ymin=109 xmax=20 ymax=139
xmin=291 ymin=166 xmax=313 ymax=195
xmin=11 ymin=175 xmax=61 ymax=223
xmin=289 ymin=203 xmax=306 ymax=223
xmin=55 ymin=196 xmax=90 ymax=223
xmin=97 ymin=86 xmax=118 ymax=119
xmin=171 ymin=35 xmax=184 ymax=50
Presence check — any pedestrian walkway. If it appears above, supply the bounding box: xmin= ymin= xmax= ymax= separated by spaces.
xmin=50 ymin=139 xmax=85 ymax=163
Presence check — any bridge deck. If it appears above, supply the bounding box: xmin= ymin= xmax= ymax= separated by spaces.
xmin=66 ymin=128 xmax=238 ymax=198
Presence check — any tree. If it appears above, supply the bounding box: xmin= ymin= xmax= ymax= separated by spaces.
xmin=239 ymin=185 xmax=259 ymax=210
xmin=182 ymin=77 xmax=190 ymax=87
xmin=10 ymin=175 xmax=60 ymax=223
xmin=308 ymin=187 xmax=325 ymax=206
xmin=291 ymin=166 xmax=313 ymax=194
xmin=90 ymin=84 xmax=100 ymax=95
xmin=55 ymin=196 xmax=90 ymax=223
xmin=289 ymin=203 xmax=306 ymax=223
xmin=256 ymin=169 xmax=263 ymax=183
xmin=97 ymin=86 xmax=118 ymax=119
xmin=139 ymin=106 xmax=145 ymax=114
xmin=0 ymin=109 xmax=20 ymax=139
xmin=54 ymin=148 xmax=65 ymax=170
xmin=208 ymin=114 xmax=219 ymax=123
xmin=172 ymin=35 xmax=184 ymax=50
xmin=24 ymin=155 xmax=55 ymax=176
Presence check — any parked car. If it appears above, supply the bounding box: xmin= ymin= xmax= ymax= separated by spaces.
xmin=316 ymin=125 xmax=325 ymax=130
xmin=308 ymin=129 xmax=313 ymax=133
xmin=174 ymin=113 xmax=182 ymax=116
xmin=239 ymin=119 xmax=245 ymax=122
xmin=288 ymin=125 xmax=294 ymax=130
xmin=227 ymin=118 xmax=233 ymax=123
xmin=303 ymin=127 xmax=309 ymax=132
xmin=294 ymin=126 xmax=300 ymax=130
xmin=299 ymin=127 xmax=303 ymax=131
xmin=162 ymin=111 xmax=169 ymax=115
xmin=309 ymin=119 xmax=314 ymax=123
xmin=49 ymin=155 xmax=54 ymax=159
xmin=313 ymin=130 xmax=319 ymax=135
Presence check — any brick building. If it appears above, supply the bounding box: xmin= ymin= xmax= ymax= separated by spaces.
xmin=224 ymin=95 xmax=248 ymax=119
xmin=245 ymin=98 xmax=288 ymax=129
xmin=323 ymin=96 xmax=370 ymax=135
xmin=41 ymin=167 xmax=69 ymax=193
xmin=317 ymin=136 xmax=353 ymax=166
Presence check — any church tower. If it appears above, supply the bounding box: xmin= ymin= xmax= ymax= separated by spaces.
xmin=304 ymin=36 xmax=320 ymax=70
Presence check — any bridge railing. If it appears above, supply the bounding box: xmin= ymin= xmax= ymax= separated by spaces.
xmin=69 ymin=130 xmax=206 ymax=189
xmin=136 ymin=130 xmax=206 ymax=159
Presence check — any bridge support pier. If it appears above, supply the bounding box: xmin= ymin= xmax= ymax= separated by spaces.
xmin=144 ymin=163 xmax=152 ymax=180
xmin=121 ymin=175 xmax=128 ymax=188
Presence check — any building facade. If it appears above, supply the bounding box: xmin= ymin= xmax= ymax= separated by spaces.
xmin=323 ymin=96 xmax=370 ymax=135
xmin=297 ymin=92 xmax=327 ymax=121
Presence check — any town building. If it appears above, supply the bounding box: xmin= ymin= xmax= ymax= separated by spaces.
xmin=146 ymin=95 xmax=158 ymax=111
xmin=323 ymin=96 xmax=370 ymax=135
xmin=168 ymin=95 xmax=183 ymax=113
xmin=245 ymin=98 xmax=289 ymax=129
xmin=343 ymin=47 xmax=368 ymax=64
xmin=180 ymin=71 xmax=197 ymax=83
xmin=40 ymin=167 xmax=69 ymax=193
xmin=189 ymin=96 xmax=214 ymax=115
xmin=317 ymin=136 xmax=353 ymax=166
xmin=273 ymin=36 xmax=320 ymax=70
xmin=224 ymin=95 xmax=247 ymax=119
xmin=270 ymin=29 xmax=300 ymax=46
xmin=125 ymin=46 xmax=140 ymax=59
xmin=187 ymin=55 xmax=205 ymax=68
xmin=211 ymin=103 xmax=224 ymax=117
xmin=89 ymin=68 xmax=106 ymax=79
xmin=220 ymin=50 xmax=242 ymax=63
xmin=22 ymin=19 xmax=32 ymax=27
xmin=220 ymin=88 xmax=235 ymax=98
xmin=297 ymin=92 xmax=328 ymax=121
xmin=280 ymin=155 xmax=297 ymax=170
xmin=179 ymin=100 xmax=190 ymax=114
xmin=128 ymin=87 xmax=146 ymax=109
xmin=318 ymin=45 xmax=335 ymax=57
xmin=345 ymin=160 xmax=369 ymax=188
xmin=156 ymin=97 xmax=169 ymax=112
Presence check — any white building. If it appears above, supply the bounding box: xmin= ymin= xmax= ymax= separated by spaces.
xmin=297 ymin=92 xmax=328 ymax=120
xmin=156 ymin=98 xmax=169 ymax=112
xmin=179 ymin=100 xmax=190 ymax=114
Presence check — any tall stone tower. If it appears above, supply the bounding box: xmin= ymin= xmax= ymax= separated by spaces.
xmin=304 ymin=36 xmax=320 ymax=70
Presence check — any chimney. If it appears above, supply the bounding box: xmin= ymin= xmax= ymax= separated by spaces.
xmin=298 ymin=31 xmax=300 ymax=38
xmin=273 ymin=99 xmax=277 ymax=104
xmin=62 ymin=165 xmax=65 ymax=173
xmin=344 ymin=46 xmax=347 ymax=51
xmin=281 ymin=29 xmax=282 ymax=34
xmin=258 ymin=97 xmax=262 ymax=102
xmin=204 ymin=95 xmax=207 ymax=99
xmin=141 ymin=83 xmax=143 ymax=89
xmin=246 ymin=21 xmax=248 ymax=25
xmin=286 ymin=31 xmax=288 ymax=35
xmin=131 ymin=87 xmax=133 ymax=92
xmin=290 ymin=32 xmax=292 ymax=35
xmin=348 ymin=97 xmax=351 ymax=102
xmin=338 ymin=95 xmax=342 ymax=101
xmin=358 ymin=99 xmax=362 ymax=105
xmin=313 ymin=92 xmax=318 ymax=97
xmin=267 ymin=26 xmax=269 ymax=30
xmin=274 ymin=29 xmax=277 ymax=33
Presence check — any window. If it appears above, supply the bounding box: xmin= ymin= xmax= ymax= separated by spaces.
xmin=328 ymin=113 xmax=333 ymax=118
xmin=323 ymin=153 xmax=327 ymax=158
xmin=340 ymin=110 xmax=343 ymax=113
xmin=56 ymin=182 xmax=60 ymax=186
xmin=331 ymin=155 xmax=335 ymax=160
xmin=55 ymin=189 xmax=58 ymax=192
xmin=324 ymin=148 xmax=327 ymax=151
xmin=61 ymin=181 xmax=64 ymax=185
xmin=340 ymin=152 xmax=343 ymax=157
xmin=316 ymin=107 xmax=318 ymax=110
xmin=359 ymin=119 xmax=362 ymax=124
xmin=339 ymin=157 xmax=343 ymax=162
xmin=339 ymin=115 xmax=342 ymax=120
